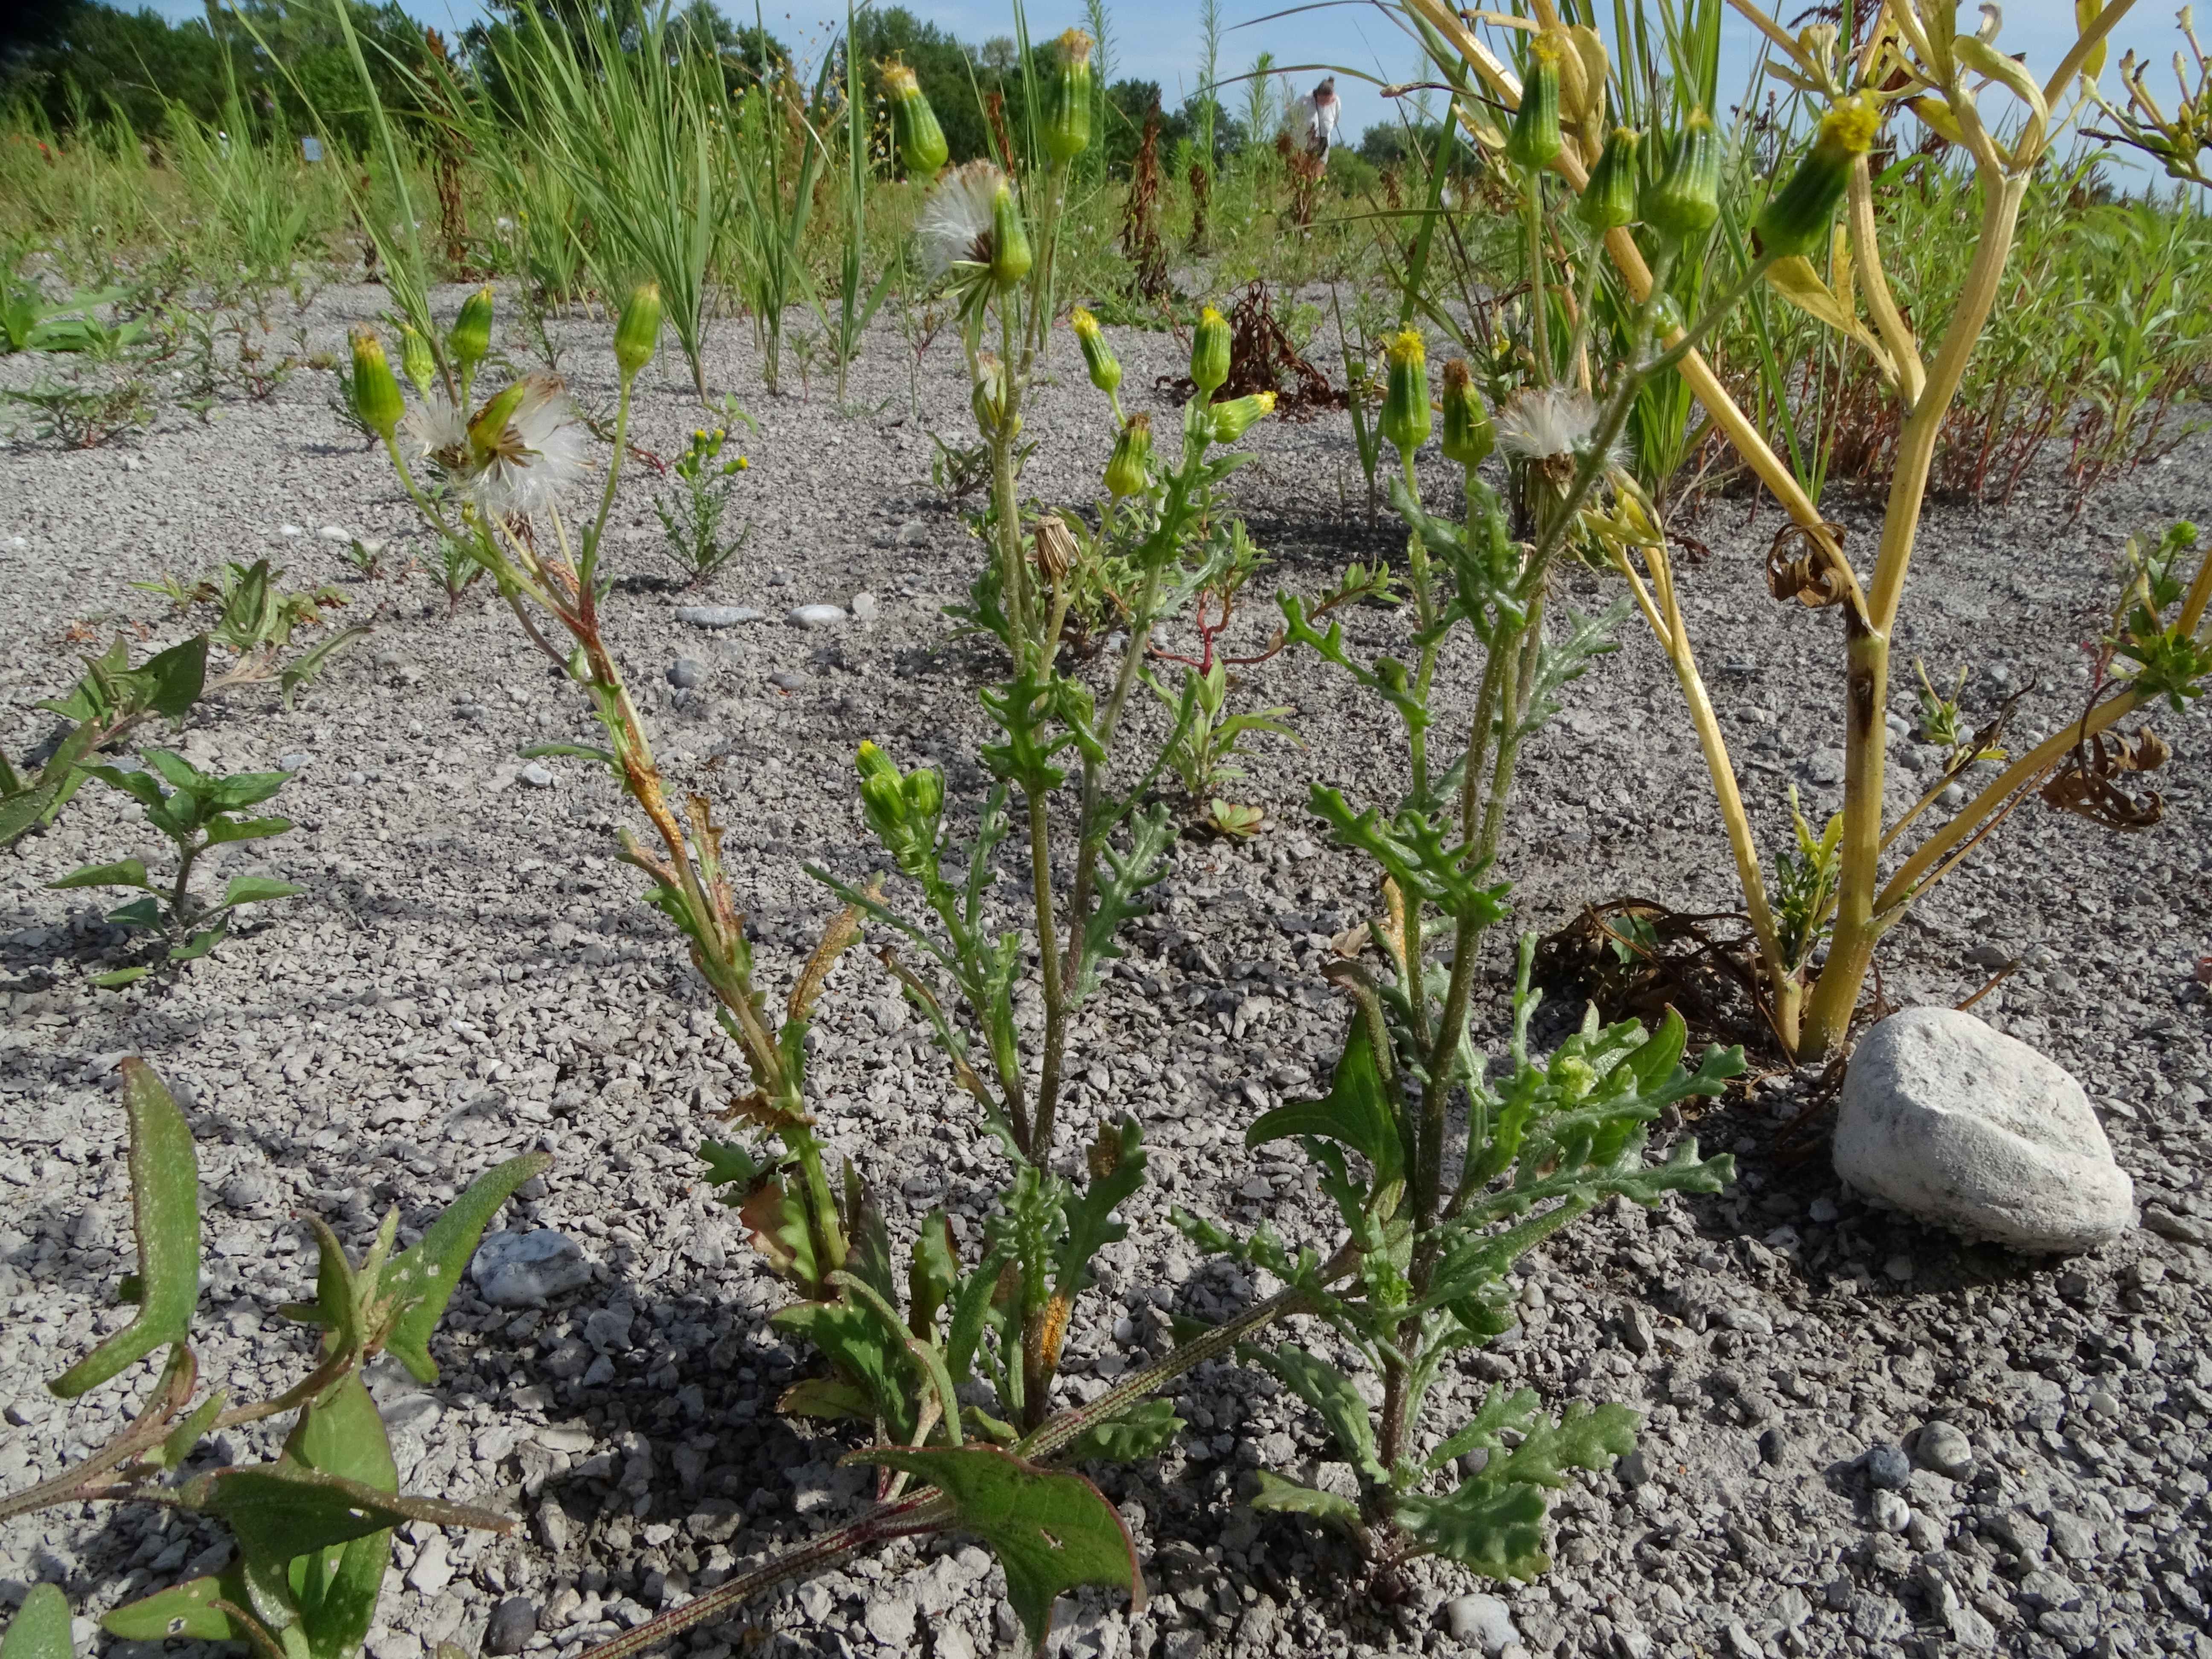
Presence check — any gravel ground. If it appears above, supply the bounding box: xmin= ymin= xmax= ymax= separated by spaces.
xmin=2 ymin=282 xmax=2209 ymax=1659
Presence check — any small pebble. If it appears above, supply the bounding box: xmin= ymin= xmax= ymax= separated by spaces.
xmin=1916 ymin=1420 xmax=1975 ymax=1478
xmin=1864 ymin=1443 xmax=1912 ymax=1490
xmin=675 ymin=605 xmax=763 ymax=627
xmin=1442 ymin=1593 xmax=1518 ymax=1656
xmin=667 ymin=658 xmax=706 ymax=689
xmin=850 ymin=590 xmax=879 ymax=622
xmin=786 ymin=603 xmax=845 ymax=629
xmin=472 ymin=1231 xmax=592 ymax=1307
xmin=484 ymin=1598 xmax=538 ymax=1657
xmin=518 ymin=762 xmax=556 ymax=789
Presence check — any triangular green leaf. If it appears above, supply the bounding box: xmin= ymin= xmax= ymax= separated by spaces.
xmin=50 ymin=858 xmax=150 ymax=891
xmin=382 ymin=1152 xmax=550 ymax=1383
xmin=179 ymin=1464 xmax=510 ymax=1561
xmin=1247 ymin=1019 xmax=1405 ymax=1185
xmin=219 ymin=876 xmax=303 ymax=908
xmin=856 ymin=1446 xmax=1142 ymax=1654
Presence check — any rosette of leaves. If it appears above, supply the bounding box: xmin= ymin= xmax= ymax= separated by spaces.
xmin=1178 ymin=940 xmax=1738 ymax=1577
xmin=0 ymin=1061 xmax=544 ymax=1659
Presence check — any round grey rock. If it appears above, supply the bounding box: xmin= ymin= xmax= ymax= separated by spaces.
xmin=471 ymin=1230 xmax=592 ymax=1308
xmin=1864 ymin=1442 xmax=1911 ymax=1490
xmin=667 ymin=658 xmax=705 ymax=689
xmin=518 ymin=763 xmax=556 ymax=789
xmin=786 ymin=603 xmax=846 ymax=629
xmin=1833 ymin=1007 xmax=2135 ymax=1253
xmin=1870 ymin=1490 xmax=1912 ymax=1534
xmin=1443 ymin=1593 xmax=1518 ymax=1655
xmin=1917 ymin=1420 xmax=1975 ymax=1478
xmin=483 ymin=1598 xmax=537 ymax=1656
xmin=850 ymin=590 xmax=879 ymax=622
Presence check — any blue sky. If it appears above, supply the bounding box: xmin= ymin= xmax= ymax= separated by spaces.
xmin=138 ymin=0 xmax=2193 ymax=177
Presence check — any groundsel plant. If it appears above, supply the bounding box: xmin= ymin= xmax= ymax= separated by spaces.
xmin=342 ymin=279 xmax=1294 ymax=1657
xmin=0 ymin=1060 xmax=542 ymax=1659
xmin=1144 ymin=28 xmax=1762 ymax=1566
xmin=1402 ymin=0 xmax=2209 ymax=1062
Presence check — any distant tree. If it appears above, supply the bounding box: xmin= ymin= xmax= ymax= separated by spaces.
xmin=0 ymin=0 xmax=429 ymax=146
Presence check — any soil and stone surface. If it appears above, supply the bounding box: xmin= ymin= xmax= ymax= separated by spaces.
xmin=3 ymin=283 xmax=2210 ymax=1659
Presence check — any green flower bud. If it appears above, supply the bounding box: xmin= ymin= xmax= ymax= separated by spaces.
xmin=449 ymin=284 xmax=495 ymax=375
xmin=902 ymin=765 xmax=943 ymax=819
xmin=856 ymin=741 xmax=909 ymax=839
xmin=467 ymin=378 xmax=527 ymax=460
xmin=349 ymin=328 xmax=406 ymax=442
xmin=988 ymin=180 xmax=1032 ymax=291
xmin=1641 ymin=110 xmax=1722 ymax=243
xmin=1439 ymin=358 xmax=1494 ymax=469
xmin=1577 ymin=127 xmax=1642 ymax=233
xmin=615 ymin=281 xmax=661 ymax=382
xmin=399 ymin=325 xmax=436 ymax=399
xmin=1379 ymin=329 xmax=1431 ymax=460
xmin=972 ymin=352 xmax=1016 ymax=439
xmin=1105 ymin=413 xmax=1153 ymax=497
xmin=1754 ymin=95 xmax=1879 ymax=260
xmin=1505 ymin=34 xmax=1565 ymax=172
xmin=1190 ymin=305 xmax=1231 ymax=397
xmin=1071 ymin=307 xmax=1121 ymax=397
xmin=1209 ymin=390 xmax=1275 ymax=443
xmin=1044 ymin=30 xmax=1094 ymax=163
xmin=882 ymin=60 xmax=949 ymax=177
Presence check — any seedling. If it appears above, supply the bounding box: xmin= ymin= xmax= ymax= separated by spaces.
xmin=53 ymin=750 xmax=302 ymax=987
xmin=0 ymin=1061 xmax=541 ymax=1659
xmin=653 ymin=415 xmax=754 ymax=586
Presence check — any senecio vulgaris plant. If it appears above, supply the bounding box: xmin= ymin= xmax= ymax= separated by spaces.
xmin=333 ymin=65 xmax=1746 ymax=1659
xmin=1132 ymin=23 xmax=1763 ymax=1566
xmin=1402 ymin=0 xmax=2209 ymax=1062
xmin=0 ymin=1059 xmax=544 ymax=1659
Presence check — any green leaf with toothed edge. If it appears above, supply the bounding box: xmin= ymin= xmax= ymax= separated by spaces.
xmin=1237 ymin=1341 xmax=1385 ymax=1484
xmin=48 ymin=1059 xmax=199 ymax=1398
xmin=1058 ymin=1397 xmax=1183 ymax=1465
xmin=1249 ymin=1468 xmax=1362 ymax=1531
xmin=853 ymin=1445 xmax=1142 ymax=1655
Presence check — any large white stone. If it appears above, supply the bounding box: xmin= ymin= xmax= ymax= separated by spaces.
xmin=1834 ymin=1007 xmax=2134 ymax=1253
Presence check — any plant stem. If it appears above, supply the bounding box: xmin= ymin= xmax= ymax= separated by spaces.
xmin=1798 ymin=169 xmax=2029 ymax=1061
xmin=1523 ymin=167 xmax=1551 ymax=385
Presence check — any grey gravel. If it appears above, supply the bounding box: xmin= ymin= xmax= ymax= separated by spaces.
xmin=2 ymin=283 xmax=2208 ymax=1659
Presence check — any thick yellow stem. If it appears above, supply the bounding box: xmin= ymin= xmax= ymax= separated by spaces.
xmin=1799 ymin=171 xmax=2031 ymax=1061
